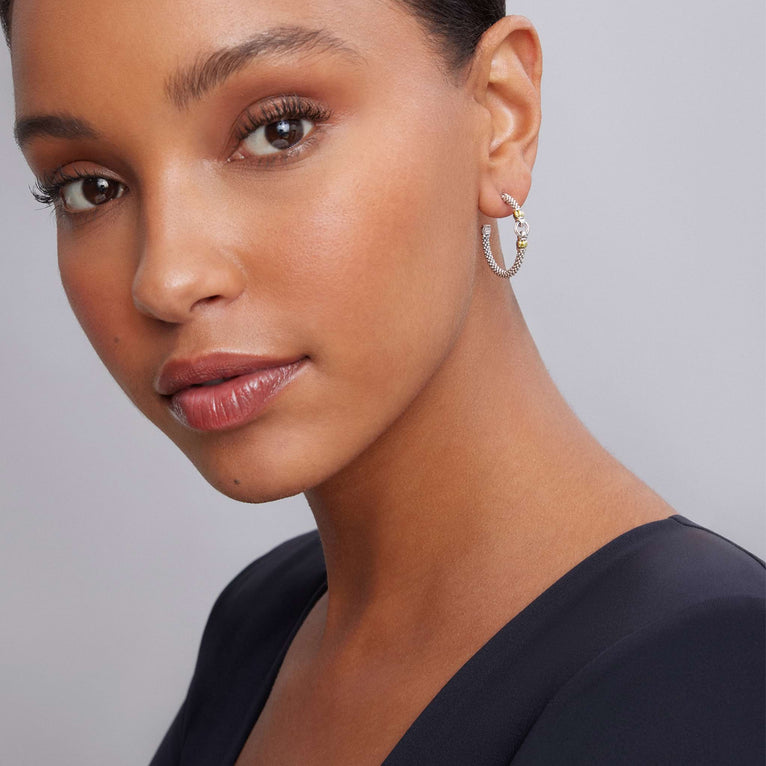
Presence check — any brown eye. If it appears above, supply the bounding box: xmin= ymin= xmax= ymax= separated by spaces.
xmin=61 ymin=176 xmax=125 ymax=212
xmin=264 ymin=119 xmax=306 ymax=150
xmin=239 ymin=118 xmax=314 ymax=157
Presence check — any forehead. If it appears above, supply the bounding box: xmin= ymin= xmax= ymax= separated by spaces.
xmin=10 ymin=0 xmax=425 ymax=115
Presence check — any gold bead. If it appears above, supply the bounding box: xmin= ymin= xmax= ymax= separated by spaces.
xmin=517 ymin=238 xmax=528 ymax=249
xmin=513 ymin=209 xmax=525 ymax=220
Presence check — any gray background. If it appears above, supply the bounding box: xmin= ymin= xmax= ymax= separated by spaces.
xmin=1 ymin=1 xmax=763 ymax=764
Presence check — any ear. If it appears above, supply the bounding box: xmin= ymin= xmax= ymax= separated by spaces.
xmin=469 ymin=16 xmax=543 ymax=219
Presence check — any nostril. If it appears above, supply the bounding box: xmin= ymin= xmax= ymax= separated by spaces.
xmin=192 ymin=294 xmax=226 ymax=310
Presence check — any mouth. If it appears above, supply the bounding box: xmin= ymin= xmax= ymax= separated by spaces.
xmin=192 ymin=377 xmax=230 ymax=388
xmin=155 ymin=353 xmax=307 ymax=432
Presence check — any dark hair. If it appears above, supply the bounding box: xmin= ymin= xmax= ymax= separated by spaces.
xmin=395 ymin=0 xmax=506 ymax=71
xmin=0 ymin=0 xmax=10 ymax=43
xmin=1 ymin=1 xmax=506 ymax=69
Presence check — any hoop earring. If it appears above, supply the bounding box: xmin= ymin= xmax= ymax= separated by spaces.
xmin=481 ymin=193 xmax=530 ymax=279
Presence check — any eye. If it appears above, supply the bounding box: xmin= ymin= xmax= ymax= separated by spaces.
xmin=60 ymin=176 xmax=125 ymax=212
xmin=228 ymin=96 xmax=331 ymax=164
xmin=235 ymin=117 xmax=315 ymax=159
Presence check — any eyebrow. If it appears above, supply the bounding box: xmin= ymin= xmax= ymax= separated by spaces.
xmin=14 ymin=25 xmax=361 ymax=147
xmin=14 ymin=113 xmax=100 ymax=148
xmin=165 ymin=25 xmax=362 ymax=109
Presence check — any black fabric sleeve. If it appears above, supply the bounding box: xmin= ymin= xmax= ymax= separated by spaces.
xmin=149 ymin=697 xmax=186 ymax=765
xmin=510 ymin=595 xmax=766 ymax=765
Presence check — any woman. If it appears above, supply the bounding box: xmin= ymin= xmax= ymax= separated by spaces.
xmin=4 ymin=0 xmax=764 ymax=764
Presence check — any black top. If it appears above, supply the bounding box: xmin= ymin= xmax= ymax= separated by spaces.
xmin=150 ymin=515 xmax=766 ymax=765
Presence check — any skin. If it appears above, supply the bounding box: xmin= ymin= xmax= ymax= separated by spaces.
xmin=11 ymin=1 xmax=675 ymax=763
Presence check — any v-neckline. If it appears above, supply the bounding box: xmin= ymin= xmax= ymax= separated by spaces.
xmin=231 ymin=514 xmax=683 ymax=765
xmin=230 ymin=574 xmax=329 ymax=765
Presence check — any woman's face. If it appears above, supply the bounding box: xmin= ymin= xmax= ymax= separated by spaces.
xmin=12 ymin=0 xmax=485 ymax=501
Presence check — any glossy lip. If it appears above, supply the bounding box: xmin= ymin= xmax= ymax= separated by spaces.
xmin=155 ymin=352 xmax=307 ymax=432
xmin=154 ymin=352 xmax=305 ymax=396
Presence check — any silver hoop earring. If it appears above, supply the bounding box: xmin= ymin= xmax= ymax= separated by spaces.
xmin=481 ymin=193 xmax=530 ymax=279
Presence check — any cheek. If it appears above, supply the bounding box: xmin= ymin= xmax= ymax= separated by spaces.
xmin=226 ymin=104 xmax=482 ymax=483
xmin=59 ymin=243 xmax=123 ymax=357
xmin=268 ymin=106 xmax=479 ymax=380
xmin=57 ymin=238 xmax=160 ymax=411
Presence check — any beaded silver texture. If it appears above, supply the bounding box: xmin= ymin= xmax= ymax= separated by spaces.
xmin=481 ymin=193 xmax=530 ymax=279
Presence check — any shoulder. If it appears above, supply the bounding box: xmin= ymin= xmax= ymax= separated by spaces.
xmin=200 ymin=528 xmax=325 ymax=654
xmin=513 ymin=594 xmax=765 ymax=764
xmin=521 ymin=514 xmax=764 ymax=666
xmin=657 ymin=514 xmax=765 ymax=586
xmin=149 ymin=530 xmax=325 ymax=765
xmin=568 ymin=514 xmax=765 ymax=625
xmin=190 ymin=529 xmax=325 ymax=700
xmin=623 ymin=514 xmax=764 ymax=618
xmin=211 ymin=528 xmax=324 ymax=613
xmin=510 ymin=516 xmax=765 ymax=765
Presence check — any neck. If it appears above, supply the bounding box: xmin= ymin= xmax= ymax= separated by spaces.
xmin=305 ymin=268 xmax=670 ymax=646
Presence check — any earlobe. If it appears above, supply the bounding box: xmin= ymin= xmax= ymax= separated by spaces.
xmin=472 ymin=16 xmax=543 ymax=219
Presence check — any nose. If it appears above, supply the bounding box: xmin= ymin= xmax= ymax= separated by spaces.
xmin=131 ymin=195 xmax=246 ymax=324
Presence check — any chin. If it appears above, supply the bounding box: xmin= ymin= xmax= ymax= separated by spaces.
xmin=179 ymin=439 xmax=332 ymax=505
xmin=193 ymin=463 xmax=308 ymax=504
xmin=204 ymin=475 xmax=301 ymax=504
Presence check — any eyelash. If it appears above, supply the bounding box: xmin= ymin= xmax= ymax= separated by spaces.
xmin=233 ymin=94 xmax=331 ymax=156
xmin=32 ymin=167 xmax=95 ymax=207
xmin=31 ymin=94 xmax=332 ymax=212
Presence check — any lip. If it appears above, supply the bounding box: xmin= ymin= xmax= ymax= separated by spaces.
xmin=155 ymin=353 xmax=307 ymax=432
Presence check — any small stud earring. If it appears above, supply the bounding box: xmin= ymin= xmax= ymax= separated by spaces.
xmin=481 ymin=193 xmax=530 ymax=278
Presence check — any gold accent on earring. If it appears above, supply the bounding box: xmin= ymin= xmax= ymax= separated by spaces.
xmin=481 ymin=193 xmax=531 ymax=279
